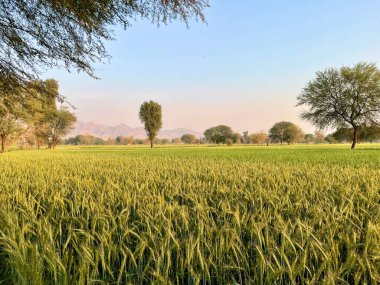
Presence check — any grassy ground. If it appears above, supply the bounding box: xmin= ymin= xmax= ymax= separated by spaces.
xmin=0 ymin=145 xmax=379 ymax=284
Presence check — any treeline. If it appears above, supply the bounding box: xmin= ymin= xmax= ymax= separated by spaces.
xmin=201 ymin=122 xmax=380 ymax=146
xmin=0 ymin=79 xmax=76 ymax=152
xmin=65 ymin=121 xmax=380 ymax=147
xmin=64 ymin=135 xmax=200 ymax=146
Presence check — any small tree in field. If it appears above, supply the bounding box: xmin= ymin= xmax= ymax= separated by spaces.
xmin=139 ymin=101 xmax=162 ymax=148
xmin=181 ymin=134 xmax=197 ymax=144
xmin=250 ymin=131 xmax=268 ymax=144
xmin=314 ymin=130 xmax=325 ymax=144
xmin=44 ymin=108 xmax=76 ymax=149
xmin=297 ymin=62 xmax=380 ymax=149
xmin=304 ymin=133 xmax=315 ymax=144
xmin=204 ymin=125 xmax=234 ymax=144
xmin=269 ymin=121 xmax=304 ymax=144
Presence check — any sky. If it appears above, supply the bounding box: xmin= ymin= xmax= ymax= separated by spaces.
xmin=44 ymin=0 xmax=380 ymax=133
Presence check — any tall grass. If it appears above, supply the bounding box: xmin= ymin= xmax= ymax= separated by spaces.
xmin=0 ymin=146 xmax=379 ymax=284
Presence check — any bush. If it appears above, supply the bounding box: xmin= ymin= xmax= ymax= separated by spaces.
xmin=226 ymin=139 xmax=233 ymax=146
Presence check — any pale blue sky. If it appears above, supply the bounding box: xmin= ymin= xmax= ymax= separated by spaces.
xmin=45 ymin=0 xmax=380 ymax=133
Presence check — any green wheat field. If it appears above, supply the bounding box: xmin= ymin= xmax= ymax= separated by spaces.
xmin=0 ymin=145 xmax=379 ymax=284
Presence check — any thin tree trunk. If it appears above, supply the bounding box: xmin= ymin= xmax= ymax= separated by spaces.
xmin=150 ymin=139 xmax=153 ymax=148
xmin=1 ymin=136 xmax=4 ymax=153
xmin=351 ymin=127 xmax=358 ymax=149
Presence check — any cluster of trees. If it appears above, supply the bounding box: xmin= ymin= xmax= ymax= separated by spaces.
xmin=201 ymin=122 xmax=304 ymax=146
xmin=65 ymin=135 xmax=174 ymax=146
xmin=0 ymin=1 xmax=207 ymax=151
xmin=3 ymin=3 xmax=380 ymax=151
xmin=0 ymin=79 xmax=76 ymax=152
xmin=325 ymin=125 xmax=380 ymax=144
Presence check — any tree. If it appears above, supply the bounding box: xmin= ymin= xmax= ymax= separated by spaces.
xmin=297 ymin=62 xmax=380 ymax=149
xmin=171 ymin=138 xmax=182 ymax=144
xmin=139 ymin=101 xmax=162 ymax=148
xmin=325 ymin=134 xmax=337 ymax=144
xmin=115 ymin=136 xmax=133 ymax=145
xmin=44 ymin=108 xmax=76 ymax=149
xmin=250 ymin=131 xmax=268 ymax=144
xmin=232 ymin=132 xmax=242 ymax=144
xmin=242 ymin=131 xmax=251 ymax=144
xmin=0 ymin=113 xmax=23 ymax=152
xmin=269 ymin=121 xmax=304 ymax=144
xmin=24 ymin=79 xmax=60 ymax=148
xmin=361 ymin=124 xmax=380 ymax=143
xmin=304 ymin=134 xmax=315 ymax=144
xmin=332 ymin=127 xmax=352 ymax=143
xmin=314 ymin=130 xmax=325 ymax=144
xmin=181 ymin=134 xmax=197 ymax=144
xmin=0 ymin=0 xmax=208 ymax=95
xmin=204 ymin=125 xmax=234 ymax=144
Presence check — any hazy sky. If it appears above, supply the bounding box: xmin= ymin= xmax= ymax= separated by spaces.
xmin=44 ymin=0 xmax=380 ymax=133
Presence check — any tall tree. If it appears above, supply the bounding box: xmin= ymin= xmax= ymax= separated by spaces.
xmin=0 ymin=0 xmax=208 ymax=95
xmin=269 ymin=121 xmax=304 ymax=144
xmin=297 ymin=62 xmax=380 ymax=149
xmin=139 ymin=101 xmax=163 ymax=148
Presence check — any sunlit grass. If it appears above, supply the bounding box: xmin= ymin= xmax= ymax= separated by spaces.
xmin=0 ymin=145 xmax=379 ymax=284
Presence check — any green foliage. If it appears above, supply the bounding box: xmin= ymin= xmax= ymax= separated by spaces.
xmin=332 ymin=127 xmax=352 ymax=143
xmin=181 ymin=134 xmax=197 ymax=144
xmin=139 ymin=101 xmax=163 ymax=148
xmin=360 ymin=124 xmax=380 ymax=142
xmin=204 ymin=125 xmax=234 ymax=144
xmin=0 ymin=0 xmax=208 ymax=92
xmin=304 ymin=133 xmax=315 ymax=143
xmin=0 ymin=145 xmax=379 ymax=284
xmin=43 ymin=108 xmax=77 ymax=149
xmin=269 ymin=121 xmax=304 ymax=144
xmin=297 ymin=62 xmax=380 ymax=148
xmin=0 ymin=113 xmax=23 ymax=152
xmin=332 ymin=125 xmax=380 ymax=144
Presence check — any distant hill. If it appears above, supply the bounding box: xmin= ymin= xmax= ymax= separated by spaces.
xmin=68 ymin=121 xmax=202 ymax=139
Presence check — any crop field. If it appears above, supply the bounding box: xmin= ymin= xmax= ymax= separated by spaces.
xmin=0 ymin=145 xmax=379 ymax=284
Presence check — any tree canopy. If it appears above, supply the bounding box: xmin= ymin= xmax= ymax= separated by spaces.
xmin=269 ymin=121 xmax=304 ymax=144
xmin=204 ymin=125 xmax=234 ymax=144
xmin=0 ymin=0 xmax=208 ymax=94
xmin=297 ymin=62 xmax=380 ymax=149
xmin=139 ymin=101 xmax=162 ymax=148
xmin=181 ymin=134 xmax=197 ymax=144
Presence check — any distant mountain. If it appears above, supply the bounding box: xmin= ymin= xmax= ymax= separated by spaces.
xmin=68 ymin=121 xmax=202 ymax=139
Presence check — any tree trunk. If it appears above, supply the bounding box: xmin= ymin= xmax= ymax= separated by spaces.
xmin=351 ymin=127 xmax=358 ymax=149
xmin=1 ymin=136 xmax=5 ymax=153
xmin=150 ymin=139 xmax=153 ymax=148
